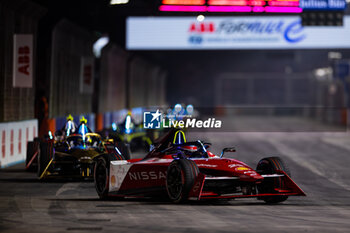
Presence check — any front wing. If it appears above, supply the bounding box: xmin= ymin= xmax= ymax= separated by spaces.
xmin=188 ymin=170 xmax=306 ymax=200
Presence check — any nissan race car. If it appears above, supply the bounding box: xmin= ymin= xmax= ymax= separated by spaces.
xmin=26 ymin=117 xmax=130 ymax=179
xmin=94 ymin=129 xmax=305 ymax=203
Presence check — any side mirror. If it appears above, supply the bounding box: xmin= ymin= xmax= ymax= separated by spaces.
xmin=220 ymin=147 xmax=236 ymax=158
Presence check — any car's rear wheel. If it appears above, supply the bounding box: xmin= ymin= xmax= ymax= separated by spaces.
xmin=94 ymin=157 xmax=109 ymax=199
xmin=37 ymin=142 xmax=53 ymax=178
xmin=256 ymin=156 xmax=291 ymax=204
xmin=166 ymin=159 xmax=199 ymax=203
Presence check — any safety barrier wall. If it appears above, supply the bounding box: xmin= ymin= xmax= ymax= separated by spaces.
xmin=0 ymin=119 xmax=38 ymax=168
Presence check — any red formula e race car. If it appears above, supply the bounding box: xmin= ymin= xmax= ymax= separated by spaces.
xmin=94 ymin=129 xmax=305 ymax=203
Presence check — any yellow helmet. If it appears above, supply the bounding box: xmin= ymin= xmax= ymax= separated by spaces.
xmin=80 ymin=116 xmax=87 ymax=124
xmin=66 ymin=114 xmax=74 ymax=121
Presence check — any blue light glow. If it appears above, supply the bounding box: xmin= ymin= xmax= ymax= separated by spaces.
xmin=125 ymin=115 xmax=132 ymax=134
xmin=112 ymin=122 xmax=117 ymax=131
xmin=48 ymin=131 xmax=53 ymax=139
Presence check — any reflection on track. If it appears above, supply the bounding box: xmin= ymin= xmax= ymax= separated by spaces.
xmin=1 ymin=130 xmax=350 ymax=233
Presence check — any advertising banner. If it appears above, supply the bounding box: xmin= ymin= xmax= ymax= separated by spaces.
xmin=13 ymin=34 xmax=33 ymax=87
xmin=80 ymin=57 xmax=95 ymax=94
xmin=127 ymin=16 xmax=350 ymax=50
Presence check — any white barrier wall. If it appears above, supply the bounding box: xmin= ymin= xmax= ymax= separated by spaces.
xmin=0 ymin=119 xmax=38 ymax=168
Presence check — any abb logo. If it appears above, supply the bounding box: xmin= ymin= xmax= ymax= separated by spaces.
xmin=189 ymin=22 xmax=216 ymax=33
xmin=18 ymin=46 xmax=30 ymax=76
xmin=13 ymin=34 xmax=33 ymax=88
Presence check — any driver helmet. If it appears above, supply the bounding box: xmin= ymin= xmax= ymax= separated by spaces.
xmin=64 ymin=114 xmax=76 ymax=136
xmin=80 ymin=116 xmax=88 ymax=124
xmin=78 ymin=116 xmax=89 ymax=135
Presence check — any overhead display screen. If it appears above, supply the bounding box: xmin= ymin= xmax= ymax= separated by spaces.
xmin=159 ymin=0 xmax=303 ymax=13
xmin=126 ymin=16 xmax=350 ymax=50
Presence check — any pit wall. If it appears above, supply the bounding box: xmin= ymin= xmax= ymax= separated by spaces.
xmin=0 ymin=119 xmax=38 ymax=168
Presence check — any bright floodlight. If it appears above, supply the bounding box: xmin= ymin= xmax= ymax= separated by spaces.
xmin=110 ymin=0 xmax=129 ymax=5
xmin=186 ymin=104 xmax=194 ymax=115
xmin=174 ymin=104 xmax=182 ymax=113
xmin=93 ymin=36 xmax=109 ymax=58
xmin=197 ymin=15 xmax=205 ymax=21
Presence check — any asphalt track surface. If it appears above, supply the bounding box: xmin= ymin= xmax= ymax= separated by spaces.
xmin=1 ymin=118 xmax=350 ymax=233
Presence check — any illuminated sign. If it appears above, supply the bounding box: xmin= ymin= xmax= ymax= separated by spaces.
xmin=126 ymin=16 xmax=350 ymax=50
xmin=300 ymin=0 xmax=346 ymax=10
xmin=159 ymin=0 xmax=302 ymax=13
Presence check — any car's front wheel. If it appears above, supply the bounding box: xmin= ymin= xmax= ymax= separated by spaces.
xmin=166 ymin=159 xmax=199 ymax=203
xmin=256 ymin=156 xmax=291 ymax=204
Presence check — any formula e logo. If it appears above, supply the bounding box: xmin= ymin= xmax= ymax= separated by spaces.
xmin=143 ymin=109 xmax=162 ymax=129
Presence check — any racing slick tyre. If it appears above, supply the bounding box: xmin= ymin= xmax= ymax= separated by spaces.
xmin=94 ymin=157 xmax=110 ymax=199
xmin=26 ymin=141 xmax=38 ymax=171
xmin=37 ymin=142 xmax=53 ymax=178
xmin=256 ymin=156 xmax=291 ymax=204
xmin=166 ymin=159 xmax=199 ymax=203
